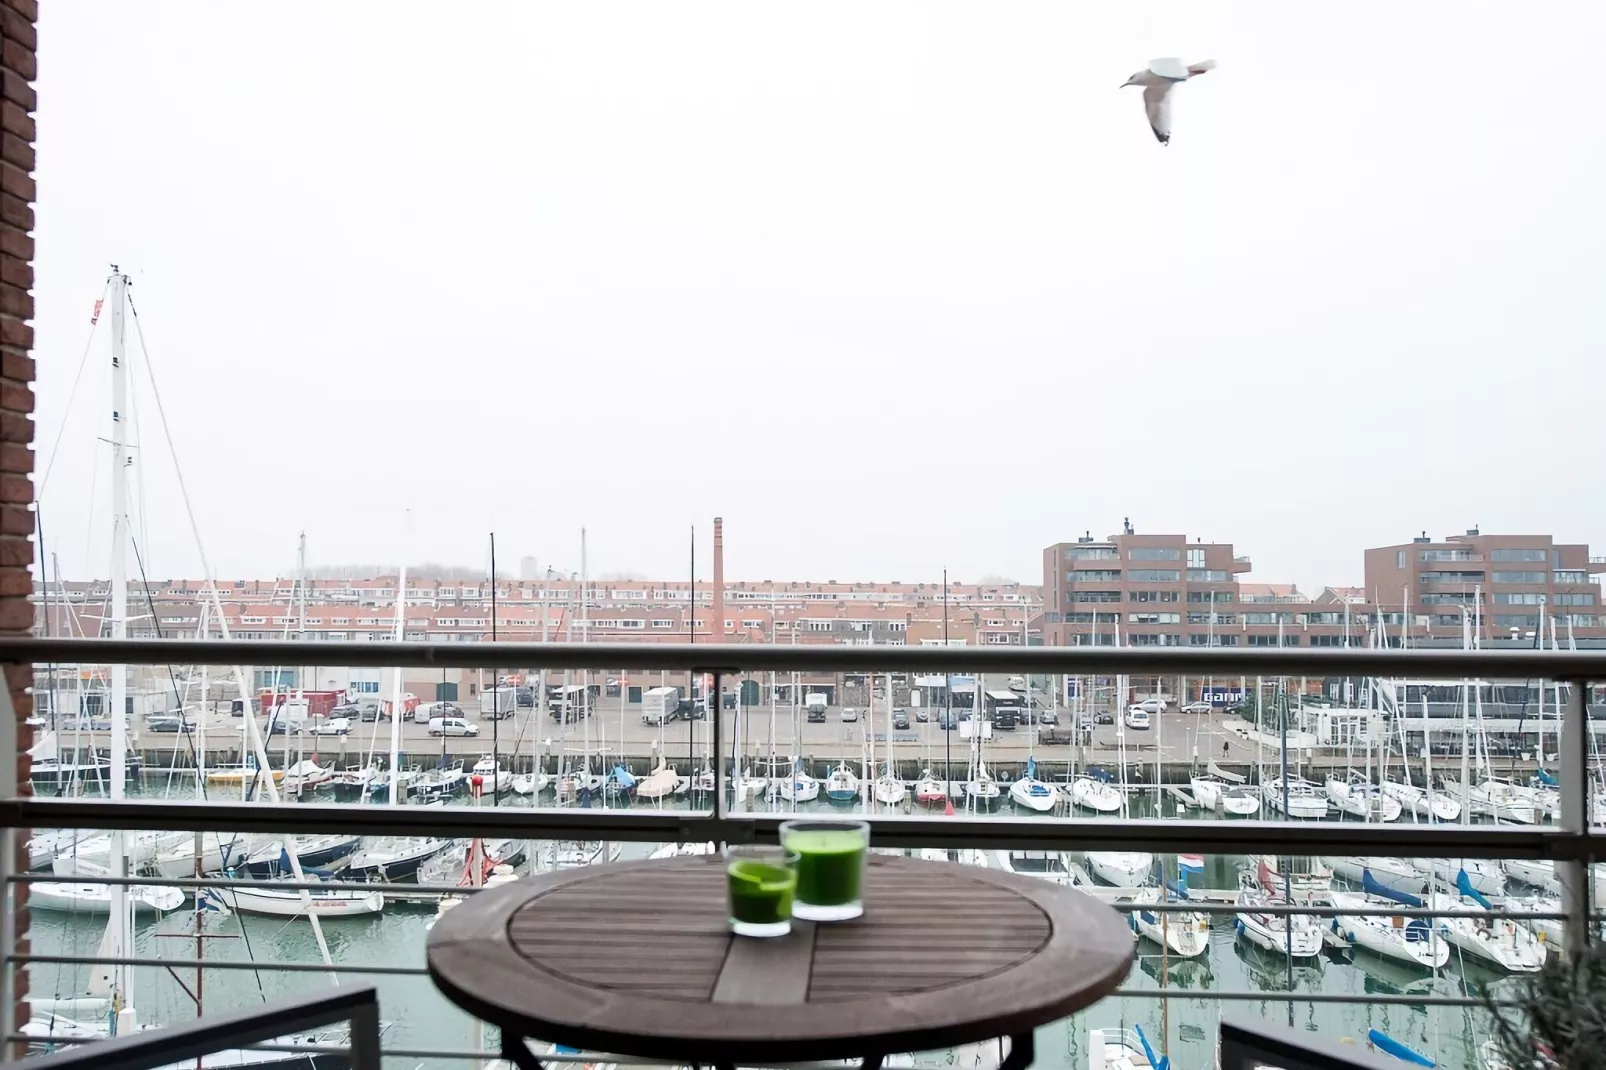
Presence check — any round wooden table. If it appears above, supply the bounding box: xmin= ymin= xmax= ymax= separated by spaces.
xmin=426 ymin=853 xmax=1133 ymax=1070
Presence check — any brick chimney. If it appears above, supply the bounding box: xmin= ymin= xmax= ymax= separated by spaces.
xmin=712 ymin=517 xmax=725 ymax=644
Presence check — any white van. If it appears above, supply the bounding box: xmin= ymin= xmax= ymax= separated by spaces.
xmin=1124 ymin=706 xmax=1152 ymax=730
xmin=427 ymin=717 xmax=479 ymax=738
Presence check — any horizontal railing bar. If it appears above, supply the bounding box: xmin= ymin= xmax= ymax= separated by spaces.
xmin=13 ymin=954 xmax=428 ymax=976
xmin=7 ymin=873 xmax=472 ymax=896
xmin=5 ymin=637 xmax=1606 ymax=678
xmin=6 ymin=799 xmax=1589 ymax=859
xmin=1109 ymin=989 xmax=1509 ymax=1006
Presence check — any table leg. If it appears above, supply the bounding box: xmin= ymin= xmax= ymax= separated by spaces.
xmin=999 ymin=1033 xmax=1035 ymax=1070
xmin=501 ymin=1036 xmax=548 ymax=1070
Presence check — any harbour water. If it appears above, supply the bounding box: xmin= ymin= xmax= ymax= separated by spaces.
xmin=25 ymin=779 xmax=1518 ymax=1070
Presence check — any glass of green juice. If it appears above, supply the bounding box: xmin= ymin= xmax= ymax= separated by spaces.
xmin=725 ymin=844 xmax=799 ymax=938
xmin=779 ymin=820 xmax=870 ymax=922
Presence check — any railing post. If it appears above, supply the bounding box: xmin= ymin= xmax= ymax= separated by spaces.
xmin=1559 ymin=676 xmax=1591 ymax=952
xmin=0 ymin=679 xmax=17 ymax=1061
xmin=711 ymin=670 xmax=725 ymax=825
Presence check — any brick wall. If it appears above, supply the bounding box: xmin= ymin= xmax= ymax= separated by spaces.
xmin=0 ymin=0 xmax=33 ymax=1043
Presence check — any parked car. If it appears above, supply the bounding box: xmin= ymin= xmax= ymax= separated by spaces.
xmin=309 ymin=717 xmax=352 ymax=736
xmin=1037 ymin=709 xmax=1058 ymax=726
xmin=891 ymin=709 xmax=911 ymax=730
xmin=1125 ymin=706 xmax=1152 ymax=730
xmin=841 ymin=707 xmax=859 ymax=723
xmin=1181 ymin=701 xmax=1213 ymax=714
xmin=1079 ymin=712 xmax=1096 ymax=732
xmin=145 ymin=715 xmax=189 ymax=734
xmin=427 ymin=717 xmax=479 ymax=738
xmin=358 ymin=703 xmax=391 ymax=722
xmin=806 ymin=707 xmax=827 ymax=723
xmin=1095 ymin=711 xmax=1115 ymax=725
xmin=330 ymin=703 xmax=361 ymax=719
xmin=1134 ymin=698 xmax=1166 ymax=714
xmin=1039 ymin=728 xmax=1075 ymax=746
xmin=937 ymin=711 xmax=958 ymax=730
xmin=515 ymin=687 xmax=535 ymax=708
xmin=915 ymin=709 xmax=930 ymax=723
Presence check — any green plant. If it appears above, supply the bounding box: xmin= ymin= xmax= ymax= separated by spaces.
xmin=1483 ymin=944 xmax=1606 ymax=1070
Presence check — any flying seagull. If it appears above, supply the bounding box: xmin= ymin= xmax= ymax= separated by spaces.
xmin=1121 ymin=57 xmax=1216 ymax=145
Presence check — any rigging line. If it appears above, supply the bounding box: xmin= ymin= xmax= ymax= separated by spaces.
xmin=123 ymin=295 xmax=215 ymax=583
xmin=37 ymin=277 xmax=110 ymax=498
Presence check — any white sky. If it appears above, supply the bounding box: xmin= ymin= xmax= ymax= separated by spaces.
xmin=29 ymin=2 xmax=1606 ymax=591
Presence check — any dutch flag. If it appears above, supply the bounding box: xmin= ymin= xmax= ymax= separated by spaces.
xmin=1178 ymin=854 xmax=1205 ymax=875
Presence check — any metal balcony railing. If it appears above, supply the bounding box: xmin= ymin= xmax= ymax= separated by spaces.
xmin=2 ymin=639 xmax=1603 ymax=1066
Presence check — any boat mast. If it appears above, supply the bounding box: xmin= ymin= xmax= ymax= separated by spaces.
xmin=387 ymin=560 xmax=408 ymax=804
xmin=106 ymin=266 xmax=136 ymax=1034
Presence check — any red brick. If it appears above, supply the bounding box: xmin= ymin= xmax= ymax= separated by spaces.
xmin=0 ymin=540 xmax=28 ymax=568
xmin=0 ymin=411 xmax=29 ymax=443
xmin=1 ymin=351 xmax=32 ymax=380
xmin=0 ymin=191 xmax=28 ymax=231
xmin=0 ymin=70 xmax=32 ymax=113
xmin=0 ymin=314 xmax=28 ymax=349
xmin=0 ymin=475 xmax=27 ymax=504
xmin=0 ymin=442 xmax=27 ymax=473
xmin=0 ymin=256 xmax=28 ymax=290
xmin=2 ymin=0 xmax=38 ymax=24
xmin=0 ymin=101 xmax=30 ymax=145
xmin=0 ymin=225 xmax=30 ymax=261
xmin=0 ymin=598 xmax=30 ymax=629
xmin=4 ymin=662 xmax=29 ymax=688
xmin=0 ymin=570 xmax=25 ymax=596
xmin=0 ymin=8 xmax=35 ymax=52
xmin=0 ymin=378 xmax=30 ymax=413
xmin=0 ymin=160 xmax=27 ymax=204
xmin=1 ymin=39 xmax=33 ymax=83
xmin=0 ymin=502 xmax=29 ymax=534
xmin=0 ymin=130 xmax=29 ymax=172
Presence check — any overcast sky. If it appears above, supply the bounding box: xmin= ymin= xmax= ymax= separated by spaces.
xmin=29 ymin=2 xmax=1606 ymax=592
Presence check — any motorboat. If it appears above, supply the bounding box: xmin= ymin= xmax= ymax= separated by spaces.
xmin=1086 ymin=852 xmax=1154 ymax=888
xmin=468 ymin=756 xmax=513 ymax=795
xmin=1126 ymin=887 xmax=1210 ymax=958
xmin=1008 ymin=758 xmax=1056 ymax=813
xmin=539 ymin=840 xmax=623 ymax=871
xmin=1329 ymin=872 xmax=1448 ymax=969
xmin=1381 ymin=779 xmax=1461 ymax=822
xmin=634 ymin=764 xmax=680 ymax=802
xmin=366 ymin=766 xmax=421 ymax=801
xmin=1234 ymin=870 xmax=1322 ymax=958
xmin=344 ymin=836 xmax=449 ymax=882
xmin=211 ymin=882 xmax=385 ymax=919
xmin=1066 ymin=776 xmax=1123 ymax=814
xmin=824 ymin=764 xmax=860 ymax=805
xmin=1190 ymin=774 xmax=1260 ymax=816
xmin=1323 ymin=856 xmax=1427 ymax=897
xmin=914 ymin=769 xmax=947 ymax=808
xmin=328 ymin=763 xmax=378 ymax=801
xmin=412 ymin=762 xmax=466 ymax=801
xmin=1323 ymin=774 xmax=1402 ymax=822
xmin=1261 ymin=776 xmax=1329 ymax=819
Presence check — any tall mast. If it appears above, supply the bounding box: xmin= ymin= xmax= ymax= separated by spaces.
xmin=106 ymin=267 xmax=135 ymax=1032
xmin=387 ymin=561 xmax=408 ymax=805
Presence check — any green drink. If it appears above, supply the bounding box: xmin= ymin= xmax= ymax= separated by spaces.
xmin=780 ymin=820 xmax=869 ymax=921
xmin=725 ymin=846 xmax=798 ymax=938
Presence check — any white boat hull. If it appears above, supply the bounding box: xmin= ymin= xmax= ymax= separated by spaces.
xmin=1236 ymin=909 xmax=1323 ymax=958
xmin=511 ymin=772 xmax=549 ymax=796
xmin=1192 ymin=777 xmax=1260 ymax=816
xmin=1009 ymin=779 xmax=1057 ymax=812
xmin=1329 ymin=892 xmax=1448 ymax=968
xmin=1087 ymin=852 xmax=1153 ymax=887
xmin=1322 ymin=856 xmax=1427 ymax=895
xmin=31 ymin=882 xmax=184 ymax=914
xmin=1262 ymin=781 xmax=1329 ymax=819
xmin=874 ymin=778 xmax=908 ymax=806
xmin=1067 ymin=778 xmax=1123 ymax=814
xmin=1324 ymin=780 xmax=1404 ymax=822
xmin=1380 ymin=781 xmax=1461 ymax=822
xmin=1130 ymin=906 xmax=1210 ymax=958
xmin=1429 ymin=895 xmax=1544 ymax=972
xmin=1430 ymin=857 xmax=1506 ymax=897
xmin=213 ymin=886 xmax=385 ymax=918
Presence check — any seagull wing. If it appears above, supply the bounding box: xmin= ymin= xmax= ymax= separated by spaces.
xmin=1142 ymin=82 xmax=1174 ymax=144
xmin=1186 ymin=59 xmax=1217 ymax=77
xmin=1147 ymin=57 xmax=1190 ymax=81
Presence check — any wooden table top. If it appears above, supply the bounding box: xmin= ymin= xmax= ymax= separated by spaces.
xmin=426 ymin=853 xmax=1133 ymax=1064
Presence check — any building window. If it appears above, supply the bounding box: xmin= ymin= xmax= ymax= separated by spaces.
xmin=1187 ymin=591 xmax=1234 ymax=604
xmin=1418 ymin=572 xmax=1485 ymax=585
xmin=1187 ymin=548 xmax=1206 ymax=569
xmin=1129 ymin=590 xmax=1178 ymax=603
xmin=1494 ymin=592 xmax=1546 ymax=606
xmin=1554 ymin=593 xmax=1596 ymax=606
xmin=1494 ymin=614 xmax=1541 ymax=629
xmin=1491 ymin=571 xmax=1547 ymax=584
xmin=1065 ymin=546 xmax=1118 ymax=561
xmin=1563 ymin=614 xmax=1599 ymax=627
xmin=1243 ymin=612 xmax=1294 ymax=625
xmin=651 ymin=619 xmax=675 ymax=629
xmin=619 ymin=619 xmax=645 ymax=629
xmin=1186 ymin=570 xmax=1229 ymax=582
xmin=1555 ymin=570 xmax=1589 ymax=584
xmin=1419 ymin=549 xmax=1474 ymax=562
xmin=1128 ymin=569 xmax=1180 ymax=583
xmin=1491 ymin=548 xmax=1548 ymax=562
xmin=1127 ymin=612 xmax=1180 ymax=624
xmin=1072 ymin=591 xmax=1123 ymax=603
xmin=1396 ymin=550 xmax=1406 ymax=569
xmin=1068 ymin=570 xmax=1123 ymax=582
xmin=1128 ymin=548 xmax=1181 ymax=561
xmin=1308 ymin=635 xmax=1347 ymax=647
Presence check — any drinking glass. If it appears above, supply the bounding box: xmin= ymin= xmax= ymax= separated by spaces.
xmin=779 ymin=819 xmax=869 ymax=921
xmin=725 ymin=844 xmax=798 ymax=938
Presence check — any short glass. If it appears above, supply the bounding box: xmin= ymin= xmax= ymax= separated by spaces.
xmin=725 ymin=844 xmax=798 ymax=938
xmin=779 ymin=819 xmax=869 ymax=921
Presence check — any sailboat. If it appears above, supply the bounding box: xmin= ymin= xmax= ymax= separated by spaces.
xmin=1261 ymin=775 xmax=1329 ymax=819
xmin=1234 ymin=868 xmax=1321 ymax=958
xmin=33 ymin=855 xmax=183 ymax=915
xmin=1324 ymin=772 xmax=1403 ymax=822
xmin=1066 ymin=771 xmax=1123 ymax=813
xmin=1329 ymin=871 xmax=1449 ymax=968
xmin=914 ymin=767 xmax=947 ymax=808
xmin=824 ymin=763 xmax=860 ymax=805
xmin=328 ymin=762 xmax=379 ymax=801
xmin=344 ymin=836 xmax=449 ymax=882
xmin=1189 ymin=771 xmax=1260 ymax=816
xmin=872 ymin=764 xmax=907 ymax=807
xmin=1322 ymin=855 xmax=1427 ymax=897
xmin=468 ymin=755 xmax=513 ymax=795
xmin=1429 ymin=871 xmax=1544 ymax=972
xmin=1086 ymin=851 xmax=1153 ymax=888
xmin=1008 ymin=757 xmax=1056 ymax=813
xmin=775 ymin=758 xmax=820 ymax=804
xmin=1126 ymin=857 xmax=1209 ymax=958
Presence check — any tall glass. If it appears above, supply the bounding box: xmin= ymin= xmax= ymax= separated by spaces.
xmin=780 ymin=819 xmax=869 ymax=921
xmin=725 ymin=844 xmax=798 ymax=938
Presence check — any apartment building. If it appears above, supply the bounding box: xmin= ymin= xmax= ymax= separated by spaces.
xmin=1364 ymin=529 xmax=1606 ymax=643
